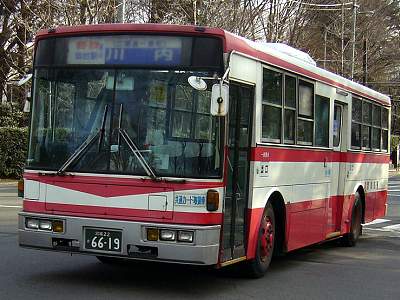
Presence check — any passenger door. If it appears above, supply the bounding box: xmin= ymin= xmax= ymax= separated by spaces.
xmin=330 ymin=103 xmax=347 ymax=233
xmin=222 ymin=82 xmax=254 ymax=262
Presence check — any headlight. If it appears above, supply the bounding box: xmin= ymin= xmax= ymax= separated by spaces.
xmin=160 ymin=229 xmax=176 ymax=241
xmin=178 ymin=231 xmax=194 ymax=243
xmin=39 ymin=220 xmax=52 ymax=231
xmin=26 ymin=218 xmax=39 ymax=229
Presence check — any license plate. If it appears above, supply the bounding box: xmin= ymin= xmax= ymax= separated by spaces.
xmin=85 ymin=228 xmax=122 ymax=252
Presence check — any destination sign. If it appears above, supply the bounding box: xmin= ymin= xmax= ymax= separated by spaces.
xmin=65 ymin=36 xmax=182 ymax=65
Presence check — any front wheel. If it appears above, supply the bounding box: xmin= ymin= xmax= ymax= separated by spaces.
xmin=246 ymin=202 xmax=275 ymax=278
xmin=341 ymin=192 xmax=363 ymax=247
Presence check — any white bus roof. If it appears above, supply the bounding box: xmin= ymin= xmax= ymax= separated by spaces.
xmin=224 ymin=31 xmax=391 ymax=107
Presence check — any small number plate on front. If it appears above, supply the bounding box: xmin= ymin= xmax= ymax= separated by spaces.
xmin=85 ymin=228 xmax=122 ymax=253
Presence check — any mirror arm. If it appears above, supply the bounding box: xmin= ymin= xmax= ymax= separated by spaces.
xmin=220 ymin=67 xmax=231 ymax=96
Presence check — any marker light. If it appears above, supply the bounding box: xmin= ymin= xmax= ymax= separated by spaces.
xmin=160 ymin=230 xmax=176 ymax=241
xmin=206 ymin=190 xmax=219 ymax=211
xmin=17 ymin=180 xmax=24 ymax=198
xmin=39 ymin=220 xmax=52 ymax=231
xmin=52 ymin=220 xmax=64 ymax=233
xmin=147 ymin=228 xmax=159 ymax=241
xmin=178 ymin=231 xmax=194 ymax=243
xmin=26 ymin=218 xmax=39 ymax=229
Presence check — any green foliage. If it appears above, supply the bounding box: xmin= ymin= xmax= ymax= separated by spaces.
xmin=391 ymin=135 xmax=400 ymax=151
xmin=0 ymin=127 xmax=28 ymax=178
xmin=0 ymin=103 xmax=29 ymax=127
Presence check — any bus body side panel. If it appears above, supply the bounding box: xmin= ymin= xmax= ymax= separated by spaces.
xmin=248 ymin=147 xmax=331 ymax=256
xmin=247 ymin=147 xmax=390 ymax=259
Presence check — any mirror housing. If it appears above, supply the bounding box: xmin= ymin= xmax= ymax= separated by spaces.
xmin=211 ymin=84 xmax=229 ymax=116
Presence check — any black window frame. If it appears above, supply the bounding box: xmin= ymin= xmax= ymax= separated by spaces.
xmin=261 ymin=66 xmax=323 ymax=148
xmin=351 ymin=97 xmax=389 ymax=153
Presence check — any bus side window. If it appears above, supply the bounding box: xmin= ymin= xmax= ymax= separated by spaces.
xmin=333 ymin=104 xmax=342 ymax=148
xmin=261 ymin=68 xmax=283 ymax=143
xmin=315 ymin=95 xmax=330 ymax=147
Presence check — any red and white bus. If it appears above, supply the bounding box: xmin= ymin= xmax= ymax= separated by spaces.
xmin=19 ymin=24 xmax=390 ymax=277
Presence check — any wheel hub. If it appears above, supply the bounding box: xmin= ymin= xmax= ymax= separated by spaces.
xmin=260 ymin=216 xmax=274 ymax=261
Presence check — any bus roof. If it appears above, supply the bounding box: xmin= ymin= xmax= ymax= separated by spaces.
xmin=35 ymin=24 xmax=390 ymax=107
xmin=224 ymin=31 xmax=391 ymax=107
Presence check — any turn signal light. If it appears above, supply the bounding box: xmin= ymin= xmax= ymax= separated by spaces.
xmin=206 ymin=190 xmax=219 ymax=211
xmin=147 ymin=228 xmax=159 ymax=241
xmin=52 ymin=220 xmax=64 ymax=233
xmin=17 ymin=180 xmax=24 ymax=198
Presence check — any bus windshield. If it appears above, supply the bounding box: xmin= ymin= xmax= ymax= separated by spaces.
xmin=27 ymin=68 xmax=223 ymax=178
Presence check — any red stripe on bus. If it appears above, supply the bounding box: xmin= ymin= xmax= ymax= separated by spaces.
xmin=250 ymin=147 xmax=390 ymax=163
xmin=23 ymin=200 xmax=223 ymax=225
xmin=24 ymin=173 xmax=224 ymax=198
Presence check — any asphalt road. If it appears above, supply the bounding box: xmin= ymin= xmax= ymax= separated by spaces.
xmin=1 ymin=180 xmax=400 ymax=300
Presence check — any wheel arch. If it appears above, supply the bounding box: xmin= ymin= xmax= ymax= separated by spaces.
xmin=357 ymin=186 xmax=366 ymax=224
xmin=246 ymin=188 xmax=287 ymax=259
xmin=267 ymin=191 xmax=287 ymax=255
xmin=353 ymin=184 xmax=366 ymax=224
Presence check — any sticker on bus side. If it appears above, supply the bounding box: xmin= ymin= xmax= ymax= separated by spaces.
xmin=174 ymin=195 xmax=206 ymax=207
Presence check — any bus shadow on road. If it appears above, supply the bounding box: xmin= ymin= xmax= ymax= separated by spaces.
xmin=23 ymin=235 xmax=397 ymax=296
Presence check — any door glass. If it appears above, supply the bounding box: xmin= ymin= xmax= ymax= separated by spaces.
xmin=333 ymin=105 xmax=342 ymax=147
xmin=223 ymin=84 xmax=253 ymax=259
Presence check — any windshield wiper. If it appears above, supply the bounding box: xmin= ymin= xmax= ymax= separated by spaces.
xmin=118 ymin=128 xmax=160 ymax=181
xmin=57 ymin=105 xmax=109 ymax=175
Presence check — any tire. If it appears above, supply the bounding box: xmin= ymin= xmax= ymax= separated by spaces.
xmin=246 ymin=202 xmax=275 ymax=278
xmin=341 ymin=192 xmax=363 ymax=247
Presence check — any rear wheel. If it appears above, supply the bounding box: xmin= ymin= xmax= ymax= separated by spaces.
xmin=341 ymin=192 xmax=362 ymax=247
xmin=246 ymin=202 xmax=275 ymax=278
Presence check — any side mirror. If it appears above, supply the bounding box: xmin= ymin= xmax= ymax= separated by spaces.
xmin=211 ymin=84 xmax=229 ymax=116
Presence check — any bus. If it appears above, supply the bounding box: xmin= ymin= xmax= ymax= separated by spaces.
xmin=19 ymin=24 xmax=390 ymax=278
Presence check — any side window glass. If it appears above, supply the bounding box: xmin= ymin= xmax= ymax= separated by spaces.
xmin=351 ymin=98 xmax=362 ymax=149
xmin=352 ymin=98 xmax=362 ymax=122
xmin=263 ymin=69 xmax=282 ymax=105
xmin=381 ymin=108 xmax=389 ymax=151
xmin=262 ymin=69 xmax=282 ymax=142
xmin=351 ymin=123 xmax=361 ymax=149
xmin=284 ymin=75 xmax=296 ymax=144
xmin=333 ymin=104 xmax=342 ymax=147
xmin=298 ymin=81 xmax=313 ymax=118
xmin=315 ymin=95 xmax=330 ymax=147
xmin=362 ymin=101 xmax=371 ymax=150
xmin=371 ymin=105 xmax=381 ymax=150
xmin=297 ymin=80 xmax=314 ymax=145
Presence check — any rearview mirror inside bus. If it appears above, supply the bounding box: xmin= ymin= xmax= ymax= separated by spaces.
xmin=211 ymin=84 xmax=229 ymax=116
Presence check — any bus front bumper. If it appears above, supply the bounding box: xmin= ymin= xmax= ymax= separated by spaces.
xmin=18 ymin=212 xmax=221 ymax=266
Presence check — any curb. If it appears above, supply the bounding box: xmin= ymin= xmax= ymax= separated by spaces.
xmin=0 ymin=181 xmax=18 ymax=186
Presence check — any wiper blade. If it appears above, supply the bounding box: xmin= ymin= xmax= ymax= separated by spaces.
xmin=57 ymin=105 xmax=109 ymax=175
xmin=118 ymin=128 xmax=159 ymax=181
xmin=57 ymin=132 xmax=100 ymax=175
